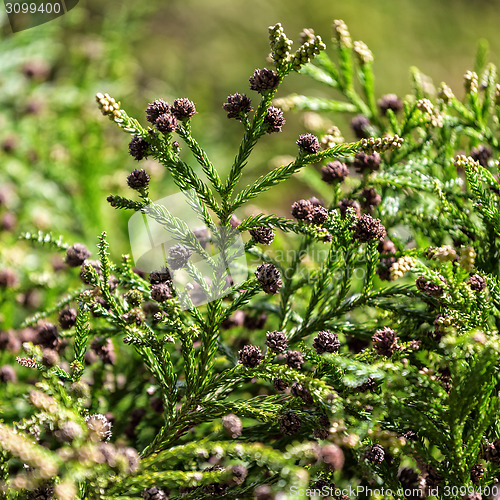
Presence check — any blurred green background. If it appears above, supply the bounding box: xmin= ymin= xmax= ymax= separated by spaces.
xmin=1 ymin=0 xmax=500 ymax=256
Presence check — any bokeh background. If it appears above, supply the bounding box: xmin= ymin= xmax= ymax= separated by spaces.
xmin=1 ymin=0 xmax=500 ymax=327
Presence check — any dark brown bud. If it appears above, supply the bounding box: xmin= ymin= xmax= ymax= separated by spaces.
xmin=290 ymin=382 xmax=314 ymax=405
xmin=397 ymin=468 xmax=420 ymax=491
xmin=339 ymin=199 xmax=361 ymax=218
xmin=470 ymin=463 xmax=484 ymax=484
xmin=279 ymin=411 xmax=301 ymax=435
xmin=265 ymin=330 xmax=288 ymax=352
xmin=291 ymin=199 xmax=313 ymax=221
xmin=250 ymin=226 xmax=275 ymax=245
xmin=351 ymin=115 xmax=371 ymax=139
xmin=127 ymin=169 xmax=150 ymax=190
xmin=80 ymin=260 xmax=102 ymax=285
xmin=377 ymin=94 xmax=403 ymax=115
xmin=415 ymin=275 xmax=446 ymax=297
xmin=151 ymin=283 xmax=173 ymax=302
xmin=297 ymin=133 xmax=320 ymax=154
xmin=223 ymin=93 xmax=253 ymax=119
xmin=149 ymin=267 xmax=172 ymax=285
xmin=146 ymin=99 xmax=170 ymax=124
xmin=172 ymin=98 xmax=197 ymax=119
xmin=364 ymin=444 xmax=385 ymax=463
xmin=91 ymin=338 xmax=116 ymax=365
xmin=285 ymin=350 xmax=304 ymax=370
xmin=310 ymin=206 xmax=328 ymax=225
xmin=238 ymin=345 xmax=263 ymax=368
xmin=155 ymin=113 xmax=178 ymax=133
xmin=59 ymin=307 xmax=77 ymax=330
xmin=65 ymin=243 xmax=91 ymax=267
xmin=222 ymin=414 xmax=243 ymax=438
xmin=121 ymin=308 xmax=145 ymax=326
xmin=467 ymin=274 xmax=486 ymax=291
xmin=263 ymin=106 xmax=285 ymax=133
xmin=254 ymin=485 xmax=274 ymax=500
xmin=167 ymin=244 xmax=192 ymax=270
xmin=0 ymin=212 xmax=16 ymax=232
xmin=361 ymin=187 xmax=381 ymax=211
xmin=249 ymin=68 xmax=279 ymax=93
xmin=372 ymin=327 xmax=399 ymax=357
xmin=255 ymin=263 xmax=282 ymax=294
xmin=378 ymin=239 xmax=396 ymax=255
xmin=41 ymin=349 xmax=59 ymax=367
xmin=313 ymin=330 xmax=340 ymax=354
xmin=352 ymin=214 xmax=386 ymax=242
xmin=273 ymin=378 xmax=288 ymax=391
xmin=321 ymin=161 xmax=349 ymax=184
xmin=141 ymin=487 xmax=168 ymax=500
xmin=353 ymin=151 xmax=381 ymax=173
xmin=129 ymin=136 xmax=149 ymax=161
xmin=471 ymin=145 xmax=492 ymax=167
xmin=35 ymin=322 xmax=59 ymax=349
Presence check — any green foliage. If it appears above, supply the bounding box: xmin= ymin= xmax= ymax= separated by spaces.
xmin=3 ymin=18 xmax=500 ymax=500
